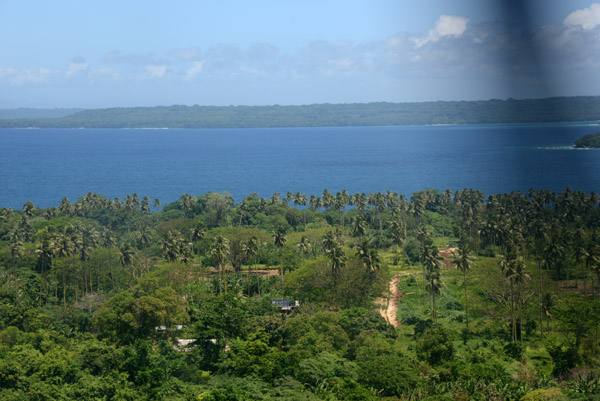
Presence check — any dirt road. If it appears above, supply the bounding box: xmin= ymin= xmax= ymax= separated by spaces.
xmin=378 ymin=275 xmax=401 ymax=328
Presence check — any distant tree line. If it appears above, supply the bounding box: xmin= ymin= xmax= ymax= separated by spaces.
xmin=1 ymin=96 xmax=600 ymax=128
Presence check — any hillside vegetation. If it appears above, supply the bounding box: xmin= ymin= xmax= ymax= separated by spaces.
xmin=1 ymin=96 xmax=600 ymax=128
xmin=575 ymin=131 xmax=600 ymax=148
xmin=1 ymin=188 xmax=599 ymax=400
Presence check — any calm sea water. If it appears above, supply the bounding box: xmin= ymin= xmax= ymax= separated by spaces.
xmin=1 ymin=124 xmax=599 ymax=209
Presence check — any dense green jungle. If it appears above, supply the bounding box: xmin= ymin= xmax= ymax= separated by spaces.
xmin=1 ymin=188 xmax=600 ymax=400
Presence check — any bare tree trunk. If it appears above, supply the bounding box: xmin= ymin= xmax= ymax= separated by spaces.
xmin=464 ymin=270 xmax=469 ymax=331
xmin=539 ymin=259 xmax=544 ymax=336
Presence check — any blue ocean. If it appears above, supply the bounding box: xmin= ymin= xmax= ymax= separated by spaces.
xmin=1 ymin=123 xmax=599 ymax=209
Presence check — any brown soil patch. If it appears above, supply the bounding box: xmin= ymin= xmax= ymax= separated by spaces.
xmin=377 ymin=275 xmax=402 ymax=328
xmin=439 ymin=248 xmax=458 ymax=268
xmin=246 ymin=269 xmax=279 ymax=276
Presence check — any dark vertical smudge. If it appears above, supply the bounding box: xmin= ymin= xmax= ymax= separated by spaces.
xmin=489 ymin=1 xmax=589 ymax=193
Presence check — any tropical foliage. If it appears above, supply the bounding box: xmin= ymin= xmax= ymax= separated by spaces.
xmin=1 ymin=187 xmax=599 ymax=400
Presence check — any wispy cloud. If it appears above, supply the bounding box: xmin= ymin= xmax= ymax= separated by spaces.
xmin=145 ymin=65 xmax=167 ymax=78
xmin=169 ymin=48 xmax=202 ymax=61
xmin=66 ymin=58 xmax=88 ymax=77
xmin=564 ymin=3 xmax=600 ymax=30
xmin=184 ymin=61 xmax=204 ymax=80
xmin=413 ymin=15 xmax=469 ymax=48
xmin=0 ymin=66 xmax=57 ymax=86
xmin=2 ymin=6 xmax=600 ymax=105
xmin=101 ymin=50 xmax=167 ymax=66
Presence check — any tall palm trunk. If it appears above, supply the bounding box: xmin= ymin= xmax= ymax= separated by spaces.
xmin=109 ymin=247 xmax=115 ymax=291
xmin=62 ymin=266 xmax=67 ymax=309
xmin=280 ymin=250 xmax=284 ymax=288
xmin=463 ymin=270 xmax=469 ymax=331
xmin=510 ymin=278 xmax=515 ymax=343
xmin=247 ymin=260 xmax=251 ymax=297
xmin=539 ymin=259 xmax=544 ymax=336
xmin=218 ymin=263 xmax=223 ymax=296
xmin=223 ymin=264 xmax=228 ymax=295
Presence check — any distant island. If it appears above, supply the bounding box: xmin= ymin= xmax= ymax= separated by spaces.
xmin=575 ymin=131 xmax=600 ymax=148
xmin=1 ymin=96 xmax=600 ymax=129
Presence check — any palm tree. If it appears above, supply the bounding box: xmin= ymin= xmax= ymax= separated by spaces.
xmin=453 ymin=243 xmax=474 ymax=330
xmin=308 ymin=194 xmax=318 ymax=211
xmin=44 ymin=207 xmax=58 ymax=220
xmin=79 ymin=225 xmax=99 ymax=295
xmin=368 ymin=192 xmax=387 ymax=235
xmin=270 ymin=192 xmax=281 ymax=206
xmin=293 ymin=192 xmax=308 ymax=226
xmin=153 ymin=198 xmax=162 ymax=210
xmin=237 ymin=200 xmax=249 ymax=226
xmin=190 ymin=223 xmax=206 ymax=257
xmin=274 ymin=228 xmax=287 ymax=287
xmin=9 ymin=239 xmax=24 ymax=264
xmin=103 ymin=228 xmax=117 ymax=290
xmin=334 ymin=191 xmax=349 ymax=228
xmin=138 ymin=225 xmax=153 ymax=273
xmin=296 ymin=236 xmax=311 ymax=261
xmin=426 ymin=268 xmax=443 ymax=323
xmin=351 ymin=215 xmax=368 ymax=238
xmin=285 ymin=191 xmax=294 ymax=205
xmin=162 ymin=231 xmax=183 ymax=262
xmin=422 ymin=240 xmax=443 ymax=317
xmin=132 ymin=193 xmax=140 ymax=209
xmin=242 ymin=237 xmax=259 ymax=296
xmin=119 ymin=243 xmax=136 ymax=282
xmin=500 ymin=252 xmax=517 ymax=342
xmin=326 ymin=241 xmax=346 ymax=284
xmin=357 ymin=237 xmax=381 ymax=279
xmin=59 ymin=197 xmax=74 ymax=216
xmin=321 ymin=189 xmax=334 ymax=210
xmin=36 ymin=238 xmax=54 ymax=306
xmin=179 ymin=194 xmax=196 ymax=218
xmin=211 ymin=235 xmax=230 ymax=295
xmin=388 ymin=217 xmax=406 ymax=265
xmin=22 ymin=201 xmax=35 ymax=219
xmin=512 ymin=255 xmax=530 ymax=347
xmin=141 ymin=196 xmax=151 ymax=214
xmin=55 ymin=230 xmax=74 ymax=309
xmin=583 ymin=231 xmax=600 ymax=296
xmin=351 ymin=192 xmax=368 ymax=214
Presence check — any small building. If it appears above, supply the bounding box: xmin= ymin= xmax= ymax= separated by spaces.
xmin=271 ymin=298 xmax=300 ymax=312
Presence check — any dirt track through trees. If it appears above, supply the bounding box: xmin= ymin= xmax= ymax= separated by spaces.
xmin=378 ymin=275 xmax=401 ymax=327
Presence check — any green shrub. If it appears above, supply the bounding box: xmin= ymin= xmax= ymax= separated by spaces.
xmin=416 ymin=326 xmax=455 ymax=366
xmin=520 ymin=387 xmax=566 ymax=401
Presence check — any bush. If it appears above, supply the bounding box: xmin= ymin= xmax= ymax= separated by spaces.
xmin=547 ymin=345 xmax=579 ymax=377
xmin=504 ymin=342 xmax=523 ymax=360
xmin=416 ymin=326 xmax=455 ymax=366
xmin=520 ymin=387 xmax=566 ymax=401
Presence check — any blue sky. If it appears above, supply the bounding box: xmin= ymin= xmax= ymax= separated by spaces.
xmin=1 ymin=1 xmax=600 ymax=108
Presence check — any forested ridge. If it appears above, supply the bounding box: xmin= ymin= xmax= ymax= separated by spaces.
xmin=1 ymin=96 xmax=600 ymax=128
xmin=1 ymin=188 xmax=600 ymax=400
xmin=575 ymin=132 xmax=600 ymax=148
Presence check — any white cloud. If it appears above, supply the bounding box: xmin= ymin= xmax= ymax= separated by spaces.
xmin=414 ymin=15 xmax=469 ymax=48
xmin=66 ymin=61 xmax=88 ymax=77
xmin=0 ymin=66 xmax=17 ymax=79
xmin=90 ymin=66 xmax=120 ymax=81
xmin=3 ymin=67 xmax=56 ymax=85
xmin=184 ymin=61 xmax=204 ymax=80
xmin=169 ymin=48 xmax=202 ymax=61
xmin=145 ymin=65 xmax=167 ymax=78
xmin=564 ymin=3 xmax=600 ymax=30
